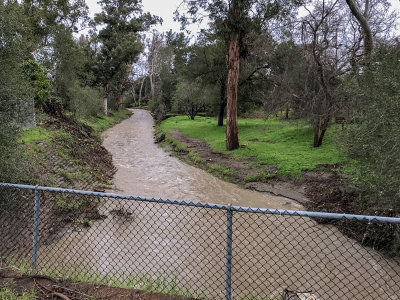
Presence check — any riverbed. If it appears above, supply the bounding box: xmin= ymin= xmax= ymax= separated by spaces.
xmin=38 ymin=109 xmax=400 ymax=300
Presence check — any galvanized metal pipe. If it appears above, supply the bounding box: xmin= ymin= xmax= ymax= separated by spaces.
xmin=1 ymin=182 xmax=400 ymax=223
xmin=32 ymin=187 xmax=41 ymax=272
xmin=225 ymin=205 xmax=233 ymax=300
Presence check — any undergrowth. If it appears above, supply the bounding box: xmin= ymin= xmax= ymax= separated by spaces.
xmin=0 ymin=287 xmax=37 ymax=300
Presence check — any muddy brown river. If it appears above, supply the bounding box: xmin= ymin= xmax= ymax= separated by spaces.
xmin=38 ymin=109 xmax=400 ymax=300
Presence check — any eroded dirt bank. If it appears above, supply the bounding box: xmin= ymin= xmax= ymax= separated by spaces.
xmin=164 ymin=129 xmax=354 ymax=210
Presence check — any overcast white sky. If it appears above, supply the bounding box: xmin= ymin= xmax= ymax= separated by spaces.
xmin=85 ymin=0 xmax=400 ymax=36
xmin=85 ymin=0 xmax=202 ymax=34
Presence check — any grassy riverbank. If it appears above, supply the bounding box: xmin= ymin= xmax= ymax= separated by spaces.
xmin=19 ymin=109 xmax=132 ymax=190
xmin=159 ymin=116 xmax=345 ymax=178
xmin=20 ymin=110 xmax=132 ymax=144
xmin=79 ymin=110 xmax=132 ymax=132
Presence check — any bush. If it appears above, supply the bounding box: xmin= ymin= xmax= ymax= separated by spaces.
xmin=69 ymin=85 xmax=104 ymax=118
xmin=342 ymin=44 xmax=400 ymax=213
xmin=0 ymin=121 xmax=30 ymax=183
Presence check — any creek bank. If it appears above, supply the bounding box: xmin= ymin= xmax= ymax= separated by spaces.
xmin=0 ymin=109 xmax=132 ymax=261
xmin=0 ymin=266 xmax=196 ymax=300
xmin=156 ymin=126 xmax=400 ymax=256
xmin=157 ymin=129 xmax=352 ymax=208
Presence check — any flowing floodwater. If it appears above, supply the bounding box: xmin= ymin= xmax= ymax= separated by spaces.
xmin=38 ymin=109 xmax=400 ymax=300
xmin=102 ymin=109 xmax=302 ymax=209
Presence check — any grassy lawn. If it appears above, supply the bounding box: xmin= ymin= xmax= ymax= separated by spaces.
xmin=160 ymin=116 xmax=345 ymax=178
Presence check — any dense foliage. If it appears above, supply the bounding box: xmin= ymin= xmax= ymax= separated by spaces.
xmin=343 ymin=45 xmax=400 ymax=213
xmin=0 ymin=0 xmax=155 ymax=183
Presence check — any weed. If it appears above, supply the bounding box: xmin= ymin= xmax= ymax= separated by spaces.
xmin=47 ymin=174 xmax=57 ymax=186
xmin=19 ymin=127 xmax=53 ymax=144
xmin=208 ymin=163 xmax=234 ymax=176
xmin=2 ymin=258 xmax=32 ymax=275
xmin=81 ymin=219 xmax=92 ymax=228
xmin=0 ymin=287 xmax=37 ymax=300
xmin=188 ymin=150 xmax=203 ymax=163
xmin=59 ymin=170 xmax=73 ymax=183
xmin=54 ymin=194 xmax=86 ymax=211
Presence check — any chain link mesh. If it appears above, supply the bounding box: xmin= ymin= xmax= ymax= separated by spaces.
xmin=1 ymin=184 xmax=400 ymax=300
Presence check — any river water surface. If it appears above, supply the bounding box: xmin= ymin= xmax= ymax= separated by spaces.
xmin=39 ymin=109 xmax=400 ymax=300
xmin=103 ymin=109 xmax=303 ymax=209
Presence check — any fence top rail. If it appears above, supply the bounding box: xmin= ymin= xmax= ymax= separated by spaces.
xmin=1 ymin=182 xmax=400 ymax=223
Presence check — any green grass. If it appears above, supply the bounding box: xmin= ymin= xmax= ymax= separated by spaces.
xmin=19 ymin=127 xmax=53 ymax=144
xmin=3 ymin=259 xmax=206 ymax=299
xmin=80 ymin=110 xmax=132 ymax=132
xmin=38 ymin=268 xmax=205 ymax=299
xmin=0 ymin=287 xmax=37 ymax=300
xmin=20 ymin=109 xmax=132 ymax=145
xmin=160 ymin=116 xmax=345 ymax=178
xmin=3 ymin=260 xmax=277 ymax=300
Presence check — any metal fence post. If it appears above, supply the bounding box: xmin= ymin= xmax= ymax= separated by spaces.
xmin=32 ymin=187 xmax=41 ymax=272
xmin=225 ymin=205 xmax=233 ymax=300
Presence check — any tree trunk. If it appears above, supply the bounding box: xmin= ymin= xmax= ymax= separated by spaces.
xmin=116 ymin=83 xmax=124 ymax=110
xmin=138 ymin=77 xmax=145 ymax=107
xmin=218 ymin=78 xmax=226 ymax=126
xmin=313 ymin=118 xmax=329 ymax=147
xmin=116 ymin=93 xmax=123 ymax=110
xmin=226 ymin=31 xmax=240 ymax=150
xmin=132 ymin=86 xmax=137 ymax=107
xmin=218 ymin=101 xmax=225 ymax=127
xmin=103 ymin=84 xmax=109 ymax=115
xmin=345 ymin=0 xmax=373 ymax=59
xmin=149 ymin=72 xmax=155 ymax=100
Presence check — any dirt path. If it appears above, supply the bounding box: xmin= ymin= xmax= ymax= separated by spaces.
xmin=37 ymin=109 xmax=400 ymax=300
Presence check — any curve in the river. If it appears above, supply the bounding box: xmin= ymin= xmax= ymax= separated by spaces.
xmin=38 ymin=109 xmax=400 ymax=300
xmin=102 ymin=109 xmax=302 ymax=209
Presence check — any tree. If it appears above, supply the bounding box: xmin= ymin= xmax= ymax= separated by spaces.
xmin=178 ymin=31 xmax=227 ymax=125
xmin=345 ymin=0 xmax=398 ymax=62
xmin=300 ymin=0 xmax=397 ymax=147
xmin=0 ymin=1 xmax=33 ymax=182
xmin=176 ymin=0 xmax=302 ymax=150
xmin=94 ymin=0 xmax=157 ymax=113
xmin=173 ymin=78 xmax=215 ymax=120
xmin=147 ymin=31 xmax=164 ymax=102
xmin=256 ymin=39 xmax=304 ymax=119
xmin=345 ymin=0 xmax=373 ymax=59
xmin=342 ymin=43 xmax=400 ymax=214
xmin=300 ymin=0 xmax=343 ymax=147
xmin=147 ymin=30 xmax=190 ymax=120
xmin=22 ymin=0 xmax=89 ymax=53
xmin=22 ymin=60 xmax=51 ymax=109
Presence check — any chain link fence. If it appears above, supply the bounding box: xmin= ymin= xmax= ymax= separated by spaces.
xmin=1 ymin=183 xmax=400 ymax=300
